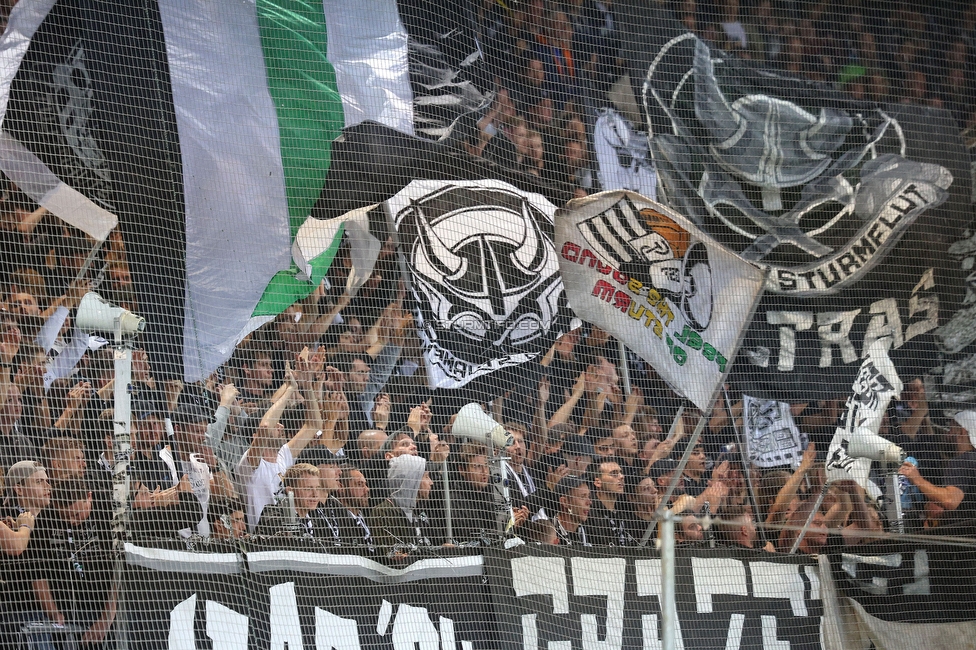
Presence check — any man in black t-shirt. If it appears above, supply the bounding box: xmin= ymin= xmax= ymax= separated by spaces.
xmin=588 ymin=461 xmax=633 ymax=546
xmin=552 ymin=476 xmax=593 ymax=546
xmin=900 ymin=417 xmax=976 ymax=536
xmin=29 ymin=478 xmax=115 ymax=647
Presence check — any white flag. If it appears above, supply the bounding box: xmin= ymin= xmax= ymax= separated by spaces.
xmin=555 ymin=190 xmax=766 ymax=410
xmin=743 ymin=396 xmax=805 ymax=468
xmin=825 ymin=337 xmax=905 ymax=497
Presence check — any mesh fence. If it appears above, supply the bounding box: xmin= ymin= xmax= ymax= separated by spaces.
xmin=0 ymin=0 xmax=974 ymax=648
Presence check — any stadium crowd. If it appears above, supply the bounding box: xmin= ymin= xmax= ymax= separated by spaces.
xmin=448 ymin=0 xmax=976 ymax=194
xmin=0 ymin=0 xmax=975 ymax=646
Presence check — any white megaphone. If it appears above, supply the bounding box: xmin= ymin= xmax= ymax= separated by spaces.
xmin=76 ymin=291 xmax=145 ymax=338
xmin=452 ymin=403 xmax=514 ymax=449
xmin=847 ymin=426 xmax=905 ymax=464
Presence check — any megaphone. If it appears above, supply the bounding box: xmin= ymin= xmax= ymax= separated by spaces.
xmin=847 ymin=426 xmax=905 ymax=464
xmin=76 ymin=291 xmax=145 ymax=337
xmin=452 ymin=403 xmax=513 ymax=449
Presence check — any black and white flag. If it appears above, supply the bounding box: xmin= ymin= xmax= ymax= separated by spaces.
xmin=618 ymin=5 xmax=971 ymax=400
xmin=389 ymin=179 xmax=569 ymax=390
xmin=742 ymin=396 xmax=805 ymax=468
xmin=825 ymin=337 xmax=904 ymax=497
xmin=593 ymin=108 xmax=657 ymax=200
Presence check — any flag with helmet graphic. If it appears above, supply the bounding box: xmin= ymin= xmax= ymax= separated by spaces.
xmin=618 ymin=4 xmax=970 ymax=401
xmin=387 ymin=178 xmax=572 ymax=390
xmin=555 ymin=190 xmax=766 ymax=411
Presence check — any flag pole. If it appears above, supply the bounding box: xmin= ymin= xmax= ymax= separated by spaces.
xmin=75 ymin=236 xmax=108 ymax=287
xmin=724 ymin=386 xmax=769 ymax=548
xmin=618 ymin=339 xmax=632 ymax=396
xmin=790 ymin=482 xmax=829 ymax=554
xmin=660 ymin=509 xmax=677 ymax=650
xmin=638 ymin=404 xmax=684 ymax=546
xmin=653 ymin=269 xmax=769 ymax=521
xmin=442 ymin=459 xmax=454 ymax=545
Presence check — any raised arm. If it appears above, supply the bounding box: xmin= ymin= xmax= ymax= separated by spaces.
xmin=243 ymin=380 xmax=295 ymax=468
xmin=205 ymin=383 xmax=238 ymax=451
xmin=0 ymin=511 xmax=35 ymax=556
xmin=766 ymin=443 xmax=816 ymax=525
xmin=0 ymin=323 xmax=21 ymax=402
xmin=306 ymin=290 xmax=352 ymax=342
xmin=900 ymin=461 xmax=964 ymax=511
xmin=547 ymin=372 xmax=585 ymax=430
xmin=528 ymin=376 xmax=550 ymax=466
xmin=619 ymin=387 xmax=643 ymax=428
xmin=285 ymin=352 xmax=324 ymax=456
xmin=53 ymin=381 xmax=92 ymax=434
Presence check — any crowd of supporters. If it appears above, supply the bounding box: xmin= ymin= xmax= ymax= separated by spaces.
xmin=446 ymin=0 xmax=976 ymax=194
xmin=0 ymin=0 xmax=975 ymax=646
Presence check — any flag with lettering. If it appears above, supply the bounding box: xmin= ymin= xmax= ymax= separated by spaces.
xmin=617 ymin=4 xmax=971 ymax=400
xmin=555 ymin=190 xmax=765 ymax=411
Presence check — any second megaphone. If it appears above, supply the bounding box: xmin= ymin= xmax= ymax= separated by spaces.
xmin=451 ymin=403 xmax=513 ymax=449
xmin=76 ymin=291 xmax=146 ymax=337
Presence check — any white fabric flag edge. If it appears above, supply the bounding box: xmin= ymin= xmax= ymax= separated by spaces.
xmin=159 ymin=0 xmax=294 ymax=383
xmin=0 ymin=132 xmax=118 ymax=241
xmin=322 ymin=0 xmax=414 ymax=133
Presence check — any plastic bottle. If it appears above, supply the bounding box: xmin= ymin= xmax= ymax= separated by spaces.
xmin=899 ymin=456 xmax=918 ymax=511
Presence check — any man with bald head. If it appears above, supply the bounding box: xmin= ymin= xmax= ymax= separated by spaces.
xmin=357 ymin=429 xmax=388 ymax=462
xmin=612 ymin=423 xmax=642 ymax=492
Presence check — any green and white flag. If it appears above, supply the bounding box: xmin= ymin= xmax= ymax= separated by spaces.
xmin=0 ymin=0 xmax=406 ymax=380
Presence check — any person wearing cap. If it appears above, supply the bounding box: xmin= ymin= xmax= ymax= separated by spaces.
xmin=2 ymin=459 xmax=50 ymax=518
xmin=552 ymin=475 xmax=592 ymax=546
xmin=560 ymin=435 xmax=594 ymax=479
xmin=171 ymin=402 xmax=225 ymax=538
xmin=208 ymin=498 xmax=248 ymax=541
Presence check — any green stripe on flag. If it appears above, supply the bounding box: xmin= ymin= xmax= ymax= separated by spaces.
xmin=251 ymin=221 xmax=345 ymax=317
xmin=256 ymin=0 xmax=343 ymax=234
xmin=252 ymin=0 xmax=345 ymax=317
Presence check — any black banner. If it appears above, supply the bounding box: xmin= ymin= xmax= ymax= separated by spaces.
xmin=124 ymin=540 xmax=976 ymax=649
xmin=828 ymin=537 xmax=976 ymax=624
xmin=485 ymin=545 xmax=823 ymax=650
xmin=616 ymin=4 xmax=972 ymax=400
xmin=123 ymin=541 xmax=489 ymax=650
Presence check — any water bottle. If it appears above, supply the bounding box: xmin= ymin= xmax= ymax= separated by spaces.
xmin=899 ymin=457 xmax=918 ymax=511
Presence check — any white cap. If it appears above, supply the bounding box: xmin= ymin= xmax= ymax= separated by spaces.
xmin=952 ymin=410 xmax=976 ymax=449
